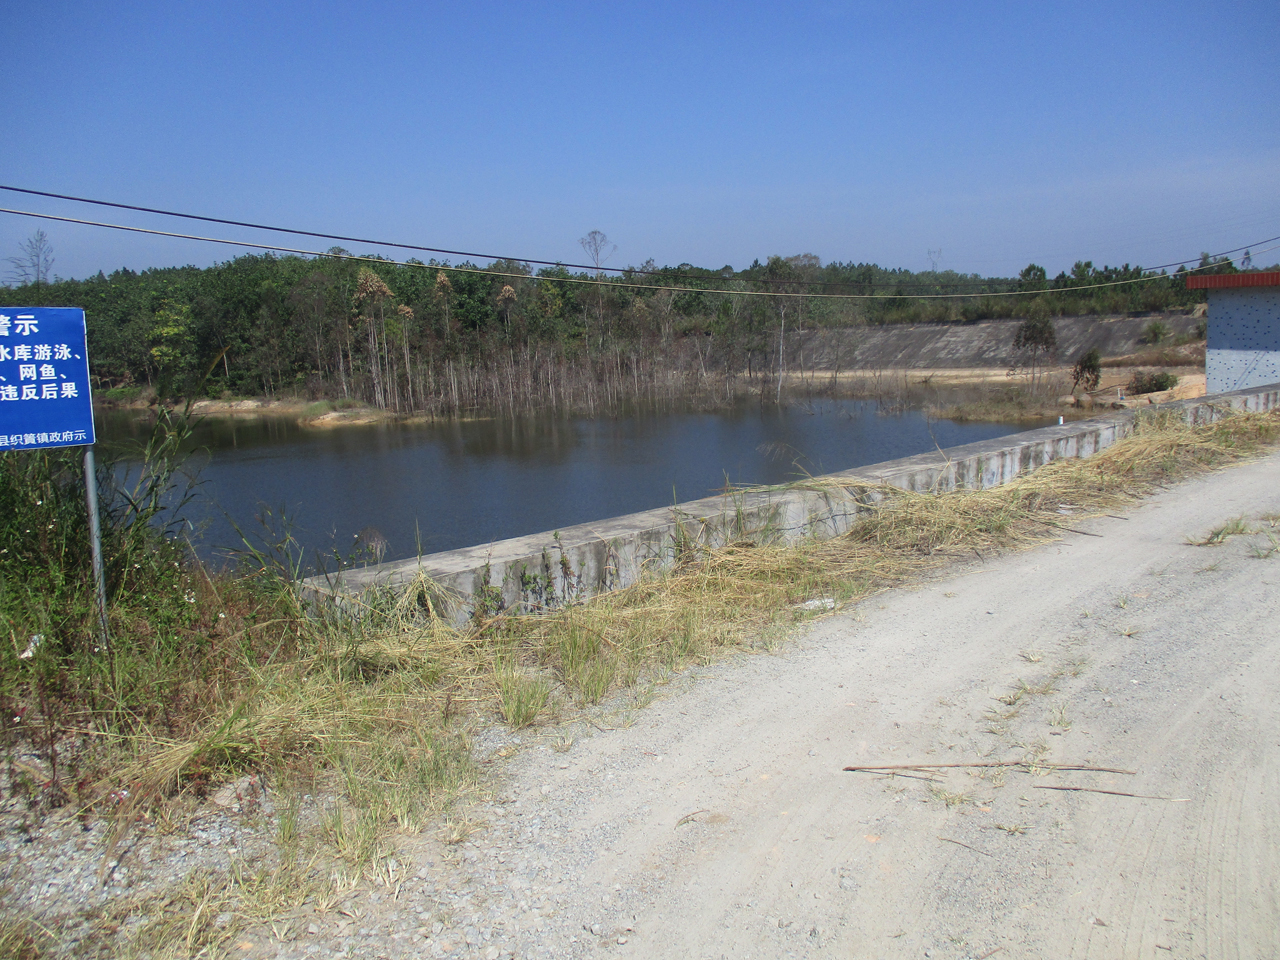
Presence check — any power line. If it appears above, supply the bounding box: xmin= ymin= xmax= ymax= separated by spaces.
xmin=0 ymin=182 xmax=1013 ymax=290
xmin=0 ymin=205 xmax=1272 ymax=301
xmin=5 ymin=183 xmax=1271 ymax=293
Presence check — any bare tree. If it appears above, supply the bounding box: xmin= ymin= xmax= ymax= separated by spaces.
xmin=763 ymin=256 xmax=808 ymax=402
xmin=497 ymin=284 xmax=517 ymax=334
xmin=7 ymin=229 xmax=55 ymax=288
xmin=579 ymin=230 xmax=616 ymax=346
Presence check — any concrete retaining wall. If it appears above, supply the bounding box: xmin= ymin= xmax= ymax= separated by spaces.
xmin=302 ymin=384 xmax=1280 ymax=622
xmin=786 ymin=313 xmax=1204 ymax=370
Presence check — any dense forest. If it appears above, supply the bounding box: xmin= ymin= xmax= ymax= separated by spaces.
xmin=0 ymin=238 xmax=1246 ymax=417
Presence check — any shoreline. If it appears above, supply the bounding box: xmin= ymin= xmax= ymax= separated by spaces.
xmin=92 ymin=361 xmax=1207 ymax=427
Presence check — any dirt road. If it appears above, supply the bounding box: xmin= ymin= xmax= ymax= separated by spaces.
xmin=286 ymin=451 xmax=1280 ymax=960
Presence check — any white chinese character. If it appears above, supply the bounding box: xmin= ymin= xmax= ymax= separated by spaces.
xmin=0 ymin=385 xmax=16 ymax=401
xmin=53 ymin=344 xmax=71 ymax=360
xmin=19 ymin=364 xmax=36 ymax=381
xmin=0 ymin=346 xmax=9 ymax=362
xmin=60 ymin=382 xmax=78 ymax=398
xmin=34 ymin=344 xmax=51 ymax=360
xmin=36 ymin=432 xmax=48 ymax=443
xmin=21 ymin=385 xmax=38 ymax=400
xmin=39 ymin=364 xmax=56 ymax=380
xmin=0 ymin=435 xmax=7 ymax=447
xmin=23 ymin=433 xmax=35 ymax=445
xmin=14 ymin=345 xmax=32 ymax=361
xmin=74 ymin=429 xmax=86 ymax=441
xmin=14 ymin=316 xmax=37 ymax=336
xmin=41 ymin=383 xmax=58 ymax=399
xmin=0 ymin=315 xmax=9 ymax=336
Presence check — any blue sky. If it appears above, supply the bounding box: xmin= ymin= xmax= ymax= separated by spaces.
xmin=2 ymin=0 xmax=1278 ymax=282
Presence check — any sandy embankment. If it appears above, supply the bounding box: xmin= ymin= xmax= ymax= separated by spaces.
xmin=183 ymin=397 xmax=391 ymax=426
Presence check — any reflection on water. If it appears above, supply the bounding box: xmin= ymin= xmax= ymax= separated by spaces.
xmin=98 ymin=401 xmax=1037 ymax=570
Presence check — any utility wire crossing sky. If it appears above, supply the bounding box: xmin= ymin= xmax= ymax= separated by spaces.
xmin=3 ymin=197 xmax=1277 ymax=301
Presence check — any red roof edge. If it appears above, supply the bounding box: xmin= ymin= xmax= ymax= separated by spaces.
xmin=1185 ymin=271 xmax=1280 ymax=289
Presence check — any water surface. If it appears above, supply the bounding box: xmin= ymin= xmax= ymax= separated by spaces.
xmin=99 ymin=401 xmax=1037 ymax=570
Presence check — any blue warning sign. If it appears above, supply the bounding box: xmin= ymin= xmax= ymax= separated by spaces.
xmin=0 ymin=307 xmax=96 ymax=450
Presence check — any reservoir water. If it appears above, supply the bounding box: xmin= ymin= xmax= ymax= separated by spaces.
xmin=99 ymin=402 xmax=1036 ymax=571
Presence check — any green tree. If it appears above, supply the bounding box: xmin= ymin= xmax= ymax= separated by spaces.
xmin=1018 ymin=263 xmax=1047 ymax=291
xmin=149 ymin=299 xmax=197 ymax=399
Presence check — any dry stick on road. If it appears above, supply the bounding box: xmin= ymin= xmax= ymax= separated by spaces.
xmin=1026 ymin=516 xmax=1105 ymax=537
xmin=676 ymin=809 xmax=710 ymax=827
xmin=938 ymin=836 xmax=993 ymax=857
xmin=843 ymin=762 xmax=1136 ymax=775
xmin=1033 ymin=785 xmax=1190 ymax=801
xmin=874 ymin=771 xmax=945 ymax=783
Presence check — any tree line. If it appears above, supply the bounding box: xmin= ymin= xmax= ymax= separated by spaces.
xmin=0 ymin=234 xmax=1243 ymax=416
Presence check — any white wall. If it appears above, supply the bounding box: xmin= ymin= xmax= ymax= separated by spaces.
xmin=1206 ymin=289 xmax=1280 ymax=393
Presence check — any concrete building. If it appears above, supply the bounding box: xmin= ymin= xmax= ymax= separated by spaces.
xmin=1187 ymin=271 xmax=1280 ymax=393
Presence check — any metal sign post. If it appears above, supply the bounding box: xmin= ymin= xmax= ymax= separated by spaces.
xmin=0 ymin=307 xmax=107 ymax=650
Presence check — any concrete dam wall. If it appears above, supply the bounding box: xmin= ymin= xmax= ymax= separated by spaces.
xmin=302 ymin=383 xmax=1279 ymax=623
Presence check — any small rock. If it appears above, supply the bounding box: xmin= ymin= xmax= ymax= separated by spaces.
xmin=590 ymin=923 xmax=603 ymax=936
xmin=307 ymin=923 xmax=320 ymax=935
xmin=617 ymin=936 xmax=628 ymax=945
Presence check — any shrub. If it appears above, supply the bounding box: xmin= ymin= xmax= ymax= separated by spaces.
xmin=1128 ymin=371 xmax=1179 ymax=395
xmin=1071 ymin=347 xmax=1102 ymax=392
xmin=101 ymin=385 xmax=142 ymax=403
xmin=1144 ymin=320 xmax=1170 ymax=346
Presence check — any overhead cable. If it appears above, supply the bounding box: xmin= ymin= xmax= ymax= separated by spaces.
xmin=0 ymin=206 xmax=1271 ymax=301
xmin=4 ymin=183 xmax=1273 ymax=293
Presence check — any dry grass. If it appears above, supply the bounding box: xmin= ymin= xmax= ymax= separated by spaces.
xmin=0 ymin=918 xmax=53 ymax=960
xmin=924 ymin=377 xmax=1076 ymax=423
